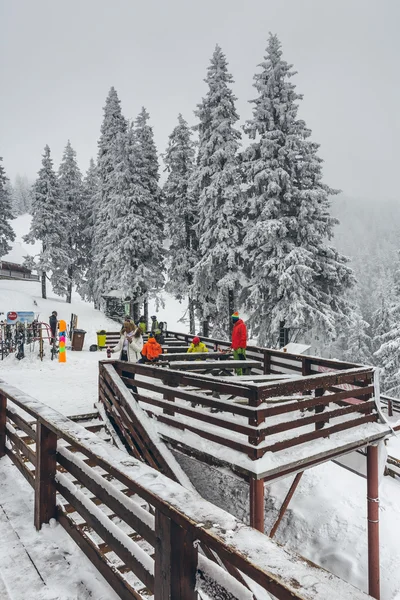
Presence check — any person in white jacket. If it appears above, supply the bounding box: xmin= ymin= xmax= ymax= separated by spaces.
xmin=111 ymin=321 xmax=143 ymax=363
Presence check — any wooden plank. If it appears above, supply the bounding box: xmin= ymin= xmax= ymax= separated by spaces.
xmin=258 ymin=385 xmax=375 ymax=419
xmin=56 ymin=475 xmax=154 ymax=592
xmin=34 ymin=422 xmax=57 ymax=530
xmin=172 ymin=359 xmax=261 ymax=371
xmin=154 ymin=510 xmax=171 ymax=600
xmin=102 ymin=370 xmax=170 ymax=474
xmin=119 ymin=376 xmax=257 ymax=418
xmin=6 ymin=424 xmax=37 ymax=465
xmin=0 ymin=394 xmax=6 ymax=457
xmin=57 ymin=507 xmax=144 ymax=600
xmin=5 ymin=446 xmax=35 ymax=488
xmin=134 ymin=392 xmax=256 ymax=437
xmin=114 ymin=360 xmax=257 ymax=398
xmin=261 ymin=400 xmax=375 ymax=438
xmin=6 ymin=407 xmax=36 ymax=439
xmin=259 ymin=368 xmax=373 ymax=400
xmin=57 ymin=447 xmax=156 ymax=546
xmin=250 ymin=478 xmax=265 ymax=532
xmin=170 ymin=520 xmax=198 ymax=600
xmin=159 ymin=352 xmax=233 ymax=361
xmin=263 ymin=414 xmax=377 ymax=454
xmin=154 ymin=413 xmax=257 ymax=458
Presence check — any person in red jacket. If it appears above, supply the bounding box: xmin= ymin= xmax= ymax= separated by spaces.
xmin=230 ymin=311 xmax=247 ymax=375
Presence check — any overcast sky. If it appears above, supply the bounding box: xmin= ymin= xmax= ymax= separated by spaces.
xmin=1 ymin=0 xmax=399 ymax=199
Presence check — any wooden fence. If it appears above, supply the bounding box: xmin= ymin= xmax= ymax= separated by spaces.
xmin=0 ymin=382 xmax=374 ymax=600
xmin=105 ymin=357 xmax=378 ymax=463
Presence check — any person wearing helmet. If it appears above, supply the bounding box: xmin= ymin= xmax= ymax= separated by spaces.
xmin=150 ymin=315 xmax=161 ymax=337
xmin=187 ymin=336 xmax=208 ymax=354
xmin=230 ymin=311 xmax=247 ymax=375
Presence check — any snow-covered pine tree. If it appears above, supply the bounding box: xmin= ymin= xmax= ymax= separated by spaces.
xmin=341 ymin=309 xmax=373 ymax=364
xmin=24 ymin=145 xmax=62 ymax=299
xmin=92 ymin=87 xmax=128 ymax=305
xmin=371 ymin=293 xmax=393 ymax=357
xmin=163 ymin=114 xmax=198 ymax=333
xmin=0 ymin=157 xmax=15 ymax=258
xmin=133 ymin=107 xmax=164 ymax=323
xmin=191 ymin=45 xmax=244 ymax=338
xmin=242 ymin=33 xmax=354 ymax=345
xmin=57 ymin=140 xmax=84 ymax=303
xmin=374 ymin=264 xmax=400 ymax=394
xmin=11 ymin=175 xmax=32 ymax=215
xmin=79 ymin=158 xmax=99 ymax=303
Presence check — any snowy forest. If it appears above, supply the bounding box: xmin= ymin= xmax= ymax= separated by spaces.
xmin=1 ymin=33 xmax=399 ymax=395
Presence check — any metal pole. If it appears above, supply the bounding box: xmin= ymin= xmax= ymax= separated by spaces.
xmin=249 ymin=478 xmax=264 ymax=532
xmin=270 ymin=472 xmax=303 ymax=538
xmin=367 ymin=444 xmax=380 ymax=600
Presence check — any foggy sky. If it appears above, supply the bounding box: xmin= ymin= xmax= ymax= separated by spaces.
xmin=1 ymin=0 xmax=399 ymax=200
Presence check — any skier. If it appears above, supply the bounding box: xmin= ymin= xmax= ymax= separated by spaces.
xmin=187 ymin=336 xmax=208 ymax=354
xmin=49 ymin=311 xmax=58 ymax=345
xmin=111 ymin=321 xmax=143 ymax=363
xmin=230 ymin=311 xmax=247 ymax=375
xmin=150 ymin=315 xmax=161 ymax=337
xmin=138 ymin=316 xmax=147 ymax=335
xmin=139 ymin=334 xmax=162 ymax=363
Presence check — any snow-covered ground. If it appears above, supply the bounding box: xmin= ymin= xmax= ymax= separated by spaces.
xmin=1 ymin=215 xmax=400 ymax=599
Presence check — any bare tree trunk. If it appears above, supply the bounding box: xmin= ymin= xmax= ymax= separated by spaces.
xmin=228 ymin=289 xmax=235 ymax=337
xmin=189 ymin=297 xmax=195 ymax=335
xmin=202 ymin=318 xmax=209 ymax=337
xmin=143 ymin=295 xmax=149 ymax=332
xmin=66 ymin=266 xmax=73 ymax=304
xmin=133 ymin=301 xmax=140 ymax=323
xmin=41 ymin=272 xmax=47 ymax=299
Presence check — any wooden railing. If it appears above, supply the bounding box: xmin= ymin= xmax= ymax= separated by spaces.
xmin=165 ymin=329 xmax=363 ymax=375
xmin=105 ymin=357 xmax=378 ymax=464
xmin=0 ymin=382 xmax=373 ymax=600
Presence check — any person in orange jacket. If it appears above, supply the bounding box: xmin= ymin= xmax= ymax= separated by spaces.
xmin=139 ymin=335 xmax=162 ymax=363
xmin=230 ymin=311 xmax=247 ymax=375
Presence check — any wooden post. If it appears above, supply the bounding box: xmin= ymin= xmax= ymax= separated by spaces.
xmin=263 ymin=351 xmax=271 ymax=375
xmin=270 ymin=472 xmax=303 ymax=538
xmin=34 ymin=421 xmax=57 ymax=530
xmin=249 ymin=477 xmax=264 ymax=532
xmin=315 ymin=387 xmax=325 ymax=430
xmin=367 ymin=445 xmax=380 ymax=600
xmin=154 ymin=510 xmax=198 ymax=600
xmin=0 ymin=393 xmax=6 ymax=458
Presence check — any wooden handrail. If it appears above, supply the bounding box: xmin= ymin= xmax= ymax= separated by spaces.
xmin=0 ymin=380 xmax=375 ymax=600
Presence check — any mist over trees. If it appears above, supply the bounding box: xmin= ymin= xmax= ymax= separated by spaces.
xmin=3 ymin=32 xmax=399 ymax=392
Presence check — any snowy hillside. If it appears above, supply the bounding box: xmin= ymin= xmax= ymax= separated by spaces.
xmin=1 ymin=216 xmax=400 ymax=599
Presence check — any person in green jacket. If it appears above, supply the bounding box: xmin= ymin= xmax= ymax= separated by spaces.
xmin=151 ymin=315 xmax=161 ymax=336
xmin=138 ymin=316 xmax=147 ymax=335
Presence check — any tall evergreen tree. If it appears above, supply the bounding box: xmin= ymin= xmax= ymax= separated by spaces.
xmin=79 ymin=158 xmax=99 ymax=303
xmin=92 ymin=87 xmax=127 ymax=305
xmin=57 ymin=140 xmax=83 ymax=302
xmin=0 ymin=157 xmax=15 ymax=258
xmin=342 ymin=310 xmax=373 ymax=364
xmin=374 ymin=261 xmax=400 ymax=394
xmin=242 ymin=34 xmax=354 ymax=345
xmin=11 ymin=175 xmax=32 ymax=215
xmin=163 ymin=114 xmax=198 ymax=333
xmin=133 ymin=107 xmax=164 ymax=324
xmin=24 ymin=145 xmax=62 ymax=299
xmin=191 ymin=45 xmax=243 ymax=337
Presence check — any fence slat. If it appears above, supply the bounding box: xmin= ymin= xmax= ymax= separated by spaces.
xmin=34 ymin=421 xmax=57 ymax=530
xmin=0 ymin=394 xmax=6 ymax=457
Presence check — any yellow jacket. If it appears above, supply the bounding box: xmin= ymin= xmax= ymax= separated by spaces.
xmin=187 ymin=342 xmax=208 ymax=353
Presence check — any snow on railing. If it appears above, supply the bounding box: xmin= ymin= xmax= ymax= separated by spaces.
xmin=0 ymin=381 xmax=376 ymax=600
